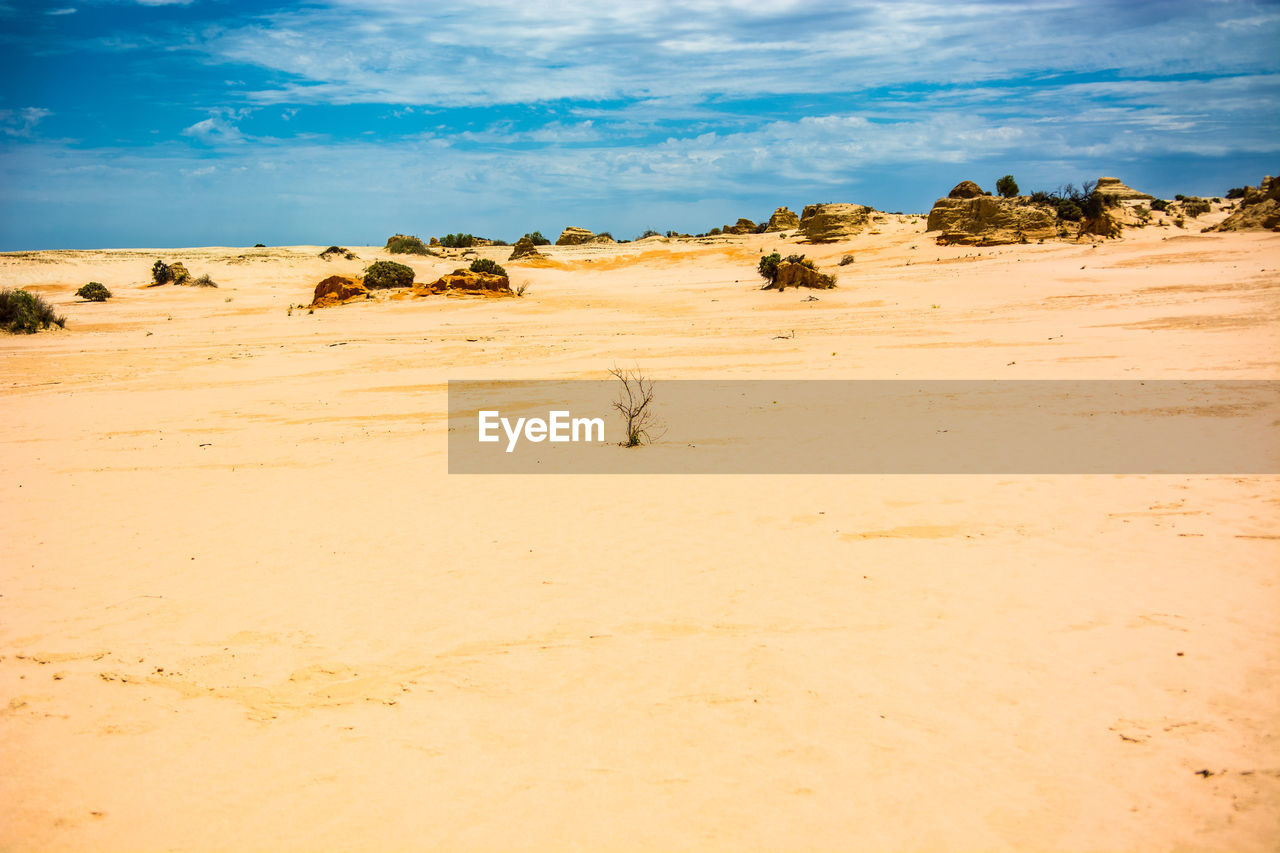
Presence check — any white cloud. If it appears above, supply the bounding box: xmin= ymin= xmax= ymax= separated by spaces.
xmin=0 ymin=107 xmax=52 ymax=137
xmin=46 ymin=7 xmax=77 ymax=15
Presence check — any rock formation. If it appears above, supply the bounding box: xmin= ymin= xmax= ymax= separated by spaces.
xmin=421 ymin=269 xmax=513 ymax=296
xmin=555 ymin=227 xmax=596 ymax=245
xmin=926 ymin=194 xmax=1057 ymax=245
xmin=168 ymin=262 xmax=191 ymax=285
xmin=722 ymin=218 xmax=758 ymax=235
xmin=763 ymin=260 xmax=836 ymax=291
xmin=947 ymin=181 xmax=985 ymax=199
xmin=1209 ymin=174 xmax=1280 ymax=232
xmin=764 ymin=207 xmax=800 ymax=232
xmin=796 ymin=203 xmax=873 ymax=242
xmin=309 ymin=275 xmax=369 ymax=308
xmin=508 ymin=236 xmax=547 ymax=261
xmin=1093 ymin=177 xmax=1153 ymax=201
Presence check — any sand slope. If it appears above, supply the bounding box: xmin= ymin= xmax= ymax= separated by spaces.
xmin=2 ymin=217 xmax=1278 ymax=850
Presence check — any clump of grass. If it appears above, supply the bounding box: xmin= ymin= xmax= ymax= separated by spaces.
xmin=191 ymin=274 xmax=217 ymax=288
xmin=469 ymin=258 xmax=507 ymax=276
xmin=320 ymin=246 xmax=357 ymax=260
xmin=76 ymin=282 xmax=112 ymax=302
xmin=0 ymin=288 xmax=66 ymax=333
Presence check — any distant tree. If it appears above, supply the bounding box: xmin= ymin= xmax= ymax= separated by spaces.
xmin=440 ymin=233 xmax=476 ymax=249
xmin=521 ymin=231 xmax=551 ymax=245
xmin=1225 ymin=187 xmax=1247 ymax=199
xmin=995 ymin=175 xmax=1019 ymax=198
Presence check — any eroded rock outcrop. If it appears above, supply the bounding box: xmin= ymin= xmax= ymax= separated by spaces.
xmin=1094 ymin=177 xmax=1153 ymax=201
xmin=309 ymin=275 xmax=369 ymax=308
xmin=508 ymin=236 xmax=547 ymax=261
xmin=421 ymin=269 xmax=513 ymax=296
xmin=556 ymin=227 xmax=596 ymax=245
xmin=764 ymin=207 xmax=800 ymax=232
xmin=722 ymin=218 xmax=758 ymax=235
xmin=797 ymin=203 xmax=873 ymax=242
xmin=764 ymin=261 xmax=836 ymax=291
xmin=1209 ymin=174 xmax=1280 ymax=232
xmin=948 ymin=181 xmax=985 ymax=199
xmin=926 ymin=195 xmax=1058 ymax=245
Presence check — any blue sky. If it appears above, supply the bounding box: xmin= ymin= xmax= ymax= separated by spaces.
xmin=1 ymin=0 xmax=1278 ymax=249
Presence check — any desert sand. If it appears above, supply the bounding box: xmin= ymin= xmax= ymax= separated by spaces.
xmin=1 ymin=212 xmax=1278 ymax=851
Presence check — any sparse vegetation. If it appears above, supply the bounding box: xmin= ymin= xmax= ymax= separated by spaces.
xmin=77 ymin=282 xmax=112 ymax=302
xmin=995 ymin=174 xmax=1020 ymax=198
xmin=1150 ymin=198 xmax=1170 ymax=212
xmin=151 ymin=259 xmax=173 ymax=285
xmin=469 ymin=258 xmax=507 ymax=276
xmin=521 ymin=231 xmax=551 ymax=246
xmin=610 ymin=367 xmax=659 ymax=448
xmin=385 ymin=234 xmax=430 ymax=255
xmin=1226 ymin=187 xmax=1247 ymax=199
xmin=439 ymin=233 xmax=476 ymax=249
xmin=362 ymin=260 xmax=415 ymax=289
xmin=1182 ymin=197 xmax=1211 ymax=216
xmin=191 ymin=274 xmax=217 ymax=288
xmin=1029 ymin=180 xmax=1113 ymax=222
xmin=254 ymin=243 xmax=266 ymax=248
xmin=1 ymin=288 xmax=65 ymax=333
xmin=638 ymin=229 xmax=661 ymax=239
xmin=758 ymin=252 xmax=783 ymax=284
xmin=708 ymin=227 xmax=722 ymax=236
xmin=320 ymin=246 xmax=357 ymax=260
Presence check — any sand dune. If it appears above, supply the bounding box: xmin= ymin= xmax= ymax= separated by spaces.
xmin=2 ymin=217 xmax=1278 ymax=850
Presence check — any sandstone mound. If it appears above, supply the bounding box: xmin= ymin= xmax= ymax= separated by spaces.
xmin=1077 ymin=210 xmax=1123 ymax=239
xmin=168 ymin=262 xmax=191 ymax=285
xmin=765 ymin=261 xmax=836 ymax=291
xmin=1094 ymin=177 xmax=1153 ymax=201
xmin=421 ymin=269 xmax=513 ymax=296
xmin=948 ymin=181 xmax=985 ymax=199
xmin=556 ymin=227 xmax=595 ymax=245
xmin=1209 ymin=174 xmax=1280 ymax=232
xmin=797 ymin=203 xmax=873 ymax=242
xmin=764 ymin=207 xmax=800 ymax=232
xmin=508 ymin=236 xmax=547 ymax=261
xmin=927 ymin=195 xmax=1057 ymax=245
xmin=722 ymin=218 xmax=757 ymax=235
xmin=309 ymin=275 xmax=368 ymax=308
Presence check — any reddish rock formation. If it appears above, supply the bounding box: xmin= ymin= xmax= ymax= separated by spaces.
xmin=309 ymin=275 xmax=369 ymax=308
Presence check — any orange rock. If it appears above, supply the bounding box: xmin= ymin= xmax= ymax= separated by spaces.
xmin=420 ymin=269 xmax=513 ymax=296
xmin=309 ymin=275 xmax=368 ymax=308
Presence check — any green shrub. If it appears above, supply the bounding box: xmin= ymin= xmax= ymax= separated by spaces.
xmin=76 ymin=282 xmax=112 ymax=302
xmin=469 ymin=258 xmax=507 ymax=276
xmin=1182 ymin=197 xmax=1211 ymax=216
xmin=757 ymin=252 xmax=782 ymax=284
xmin=152 ymin=259 xmax=173 ymax=285
xmin=995 ymin=174 xmax=1019 ymax=198
xmin=191 ymin=274 xmax=217 ymax=288
xmin=320 ymin=245 xmax=357 ymax=260
xmin=363 ymin=260 xmax=415 ymax=289
xmin=1175 ymin=194 xmax=1186 ymax=201
xmin=638 ymin=229 xmax=661 ymax=239
xmin=708 ymin=227 xmax=722 ymax=235
xmin=1225 ymin=187 xmax=1246 ymax=199
xmin=385 ymin=234 xmax=429 ymax=255
xmin=253 ymin=243 xmax=266 ymax=248
xmin=440 ymin=233 xmax=475 ymax=249
xmin=1150 ymin=198 xmax=1169 ymax=212
xmin=0 ymin=288 xmax=65 ymax=333
xmin=521 ymin=231 xmax=551 ymax=246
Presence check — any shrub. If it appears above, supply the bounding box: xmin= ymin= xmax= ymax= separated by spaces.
xmin=1226 ymin=187 xmax=1247 ymax=199
xmin=708 ymin=227 xmax=722 ymax=235
xmin=253 ymin=243 xmax=266 ymax=248
xmin=191 ymin=274 xmax=217 ymax=288
xmin=596 ymin=231 xmax=614 ymax=241
xmin=439 ymin=233 xmax=475 ymax=249
xmin=151 ymin=259 xmax=173 ymax=285
xmin=757 ymin=252 xmax=782 ymax=284
xmin=610 ymin=367 xmax=659 ymax=447
xmin=995 ymin=174 xmax=1019 ymax=198
xmin=638 ymin=229 xmax=661 ymax=239
xmin=76 ymin=282 xmax=111 ymax=302
xmin=363 ymin=260 xmax=415 ymax=289
xmin=0 ymin=288 xmax=65 ymax=333
xmin=1175 ymin=194 xmax=1186 ymax=201
xmin=521 ymin=231 xmax=551 ymax=246
xmin=1182 ymin=197 xmax=1211 ymax=216
xmin=320 ymin=245 xmax=357 ymax=260
xmin=1150 ymin=198 xmax=1169 ymax=212
xmin=385 ymin=234 xmax=429 ymax=255
xmin=469 ymin=258 xmax=507 ymax=276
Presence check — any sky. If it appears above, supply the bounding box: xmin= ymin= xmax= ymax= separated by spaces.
xmin=1 ymin=0 xmax=1278 ymax=249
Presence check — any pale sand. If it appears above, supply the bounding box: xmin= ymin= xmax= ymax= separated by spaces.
xmin=1 ymin=213 xmax=1278 ymax=850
